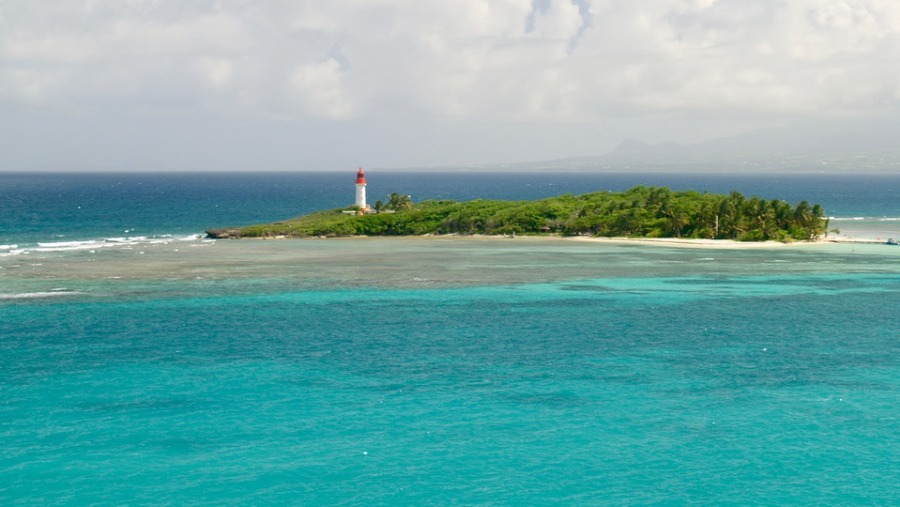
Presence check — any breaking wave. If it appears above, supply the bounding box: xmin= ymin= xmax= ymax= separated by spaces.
xmin=0 ymin=289 xmax=83 ymax=300
xmin=0 ymin=234 xmax=207 ymax=257
xmin=830 ymin=216 xmax=900 ymax=222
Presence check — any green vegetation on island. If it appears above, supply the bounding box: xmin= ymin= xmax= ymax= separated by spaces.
xmin=207 ymin=186 xmax=829 ymax=242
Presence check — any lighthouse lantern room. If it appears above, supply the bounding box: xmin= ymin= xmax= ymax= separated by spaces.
xmin=355 ymin=167 xmax=368 ymax=211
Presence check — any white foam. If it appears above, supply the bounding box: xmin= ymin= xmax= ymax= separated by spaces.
xmin=0 ymin=290 xmax=83 ymax=300
xmin=13 ymin=233 xmax=208 ymax=255
xmin=37 ymin=240 xmax=100 ymax=249
xmin=0 ymin=244 xmax=24 ymax=257
xmin=829 ymin=216 xmax=900 ymax=222
xmin=0 ymin=247 xmax=26 ymax=257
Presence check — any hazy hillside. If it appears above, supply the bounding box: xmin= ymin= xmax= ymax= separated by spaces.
xmin=483 ymin=118 xmax=900 ymax=173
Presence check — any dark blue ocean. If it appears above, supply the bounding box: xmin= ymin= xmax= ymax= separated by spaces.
xmin=2 ymin=172 xmax=899 ymax=505
xmin=2 ymin=172 xmax=899 ymax=246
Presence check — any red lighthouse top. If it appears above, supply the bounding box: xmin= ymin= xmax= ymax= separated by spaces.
xmin=355 ymin=167 xmax=366 ymax=184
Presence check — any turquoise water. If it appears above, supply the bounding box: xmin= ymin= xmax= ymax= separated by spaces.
xmin=3 ymin=237 xmax=899 ymax=505
xmin=2 ymin=173 xmax=900 ymax=504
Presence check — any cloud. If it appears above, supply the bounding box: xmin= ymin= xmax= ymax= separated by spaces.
xmin=3 ymin=0 xmax=899 ymax=122
xmin=2 ymin=1 xmax=900 ymax=170
xmin=287 ymin=58 xmax=355 ymax=119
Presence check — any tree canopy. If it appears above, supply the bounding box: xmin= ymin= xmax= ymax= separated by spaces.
xmin=208 ymin=186 xmax=829 ymax=242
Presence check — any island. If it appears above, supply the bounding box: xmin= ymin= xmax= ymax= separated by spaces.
xmin=207 ymin=186 xmax=829 ymax=243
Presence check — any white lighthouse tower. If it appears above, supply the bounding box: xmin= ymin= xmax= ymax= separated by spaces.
xmin=355 ymin=167 xmax=368 ymax=211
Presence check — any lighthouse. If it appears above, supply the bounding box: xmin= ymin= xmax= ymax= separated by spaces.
xmin=355 ymin=167 xmax=368 ymax=211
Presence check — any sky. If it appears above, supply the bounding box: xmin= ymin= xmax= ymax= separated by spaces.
xmin=3 ymin=0 xmax=900 ymax=171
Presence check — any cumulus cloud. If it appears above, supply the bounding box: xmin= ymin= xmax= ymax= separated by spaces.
xmin=2 ymin=0 xmax=899 ymax=169
xmin=3 ymin=0 xmax=899 ymax=120
xmin=287 ymin=58 xmax=356 ymax=119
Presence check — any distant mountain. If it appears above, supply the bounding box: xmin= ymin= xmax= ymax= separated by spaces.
xmin=604 ymin=139 xmax=692 ymax=164
xmin=507 ymin=117 xmax=900 ymax=172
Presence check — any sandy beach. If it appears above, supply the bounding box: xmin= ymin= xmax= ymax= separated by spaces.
xmin=371 ymin=233 xmax=890 ymax=250
xmin=571 ymin=235 xmax=893 ymax=248
xmin=250 ymin=232 xmax=897 ymax=250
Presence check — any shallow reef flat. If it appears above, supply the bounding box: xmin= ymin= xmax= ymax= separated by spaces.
xmin=2 ymin=236 xmax=897 ymax=301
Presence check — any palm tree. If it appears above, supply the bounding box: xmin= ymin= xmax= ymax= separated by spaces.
xmin=810 ymin=204 xmax=828 ymax=239
xmin=716 ymin=193 xmax=745 ymax=238
xmin=743 ymin=197 xmax=776 ymax=239
xmin=771 ymin=199 xmax=793 ymax=230
xmin=659 ymin=199 xmax=688 ymax=237
xmin=387 ymin=193 xmax=413 ymax=210
xmin=794 ymin=201 xmax=813 ymax=228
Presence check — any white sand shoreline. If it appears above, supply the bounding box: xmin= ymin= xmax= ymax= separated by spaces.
xmin=301 ymin=234 xmax=893 ymax=249
xmin=250 ymin=232 xmax=898 ymax=250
